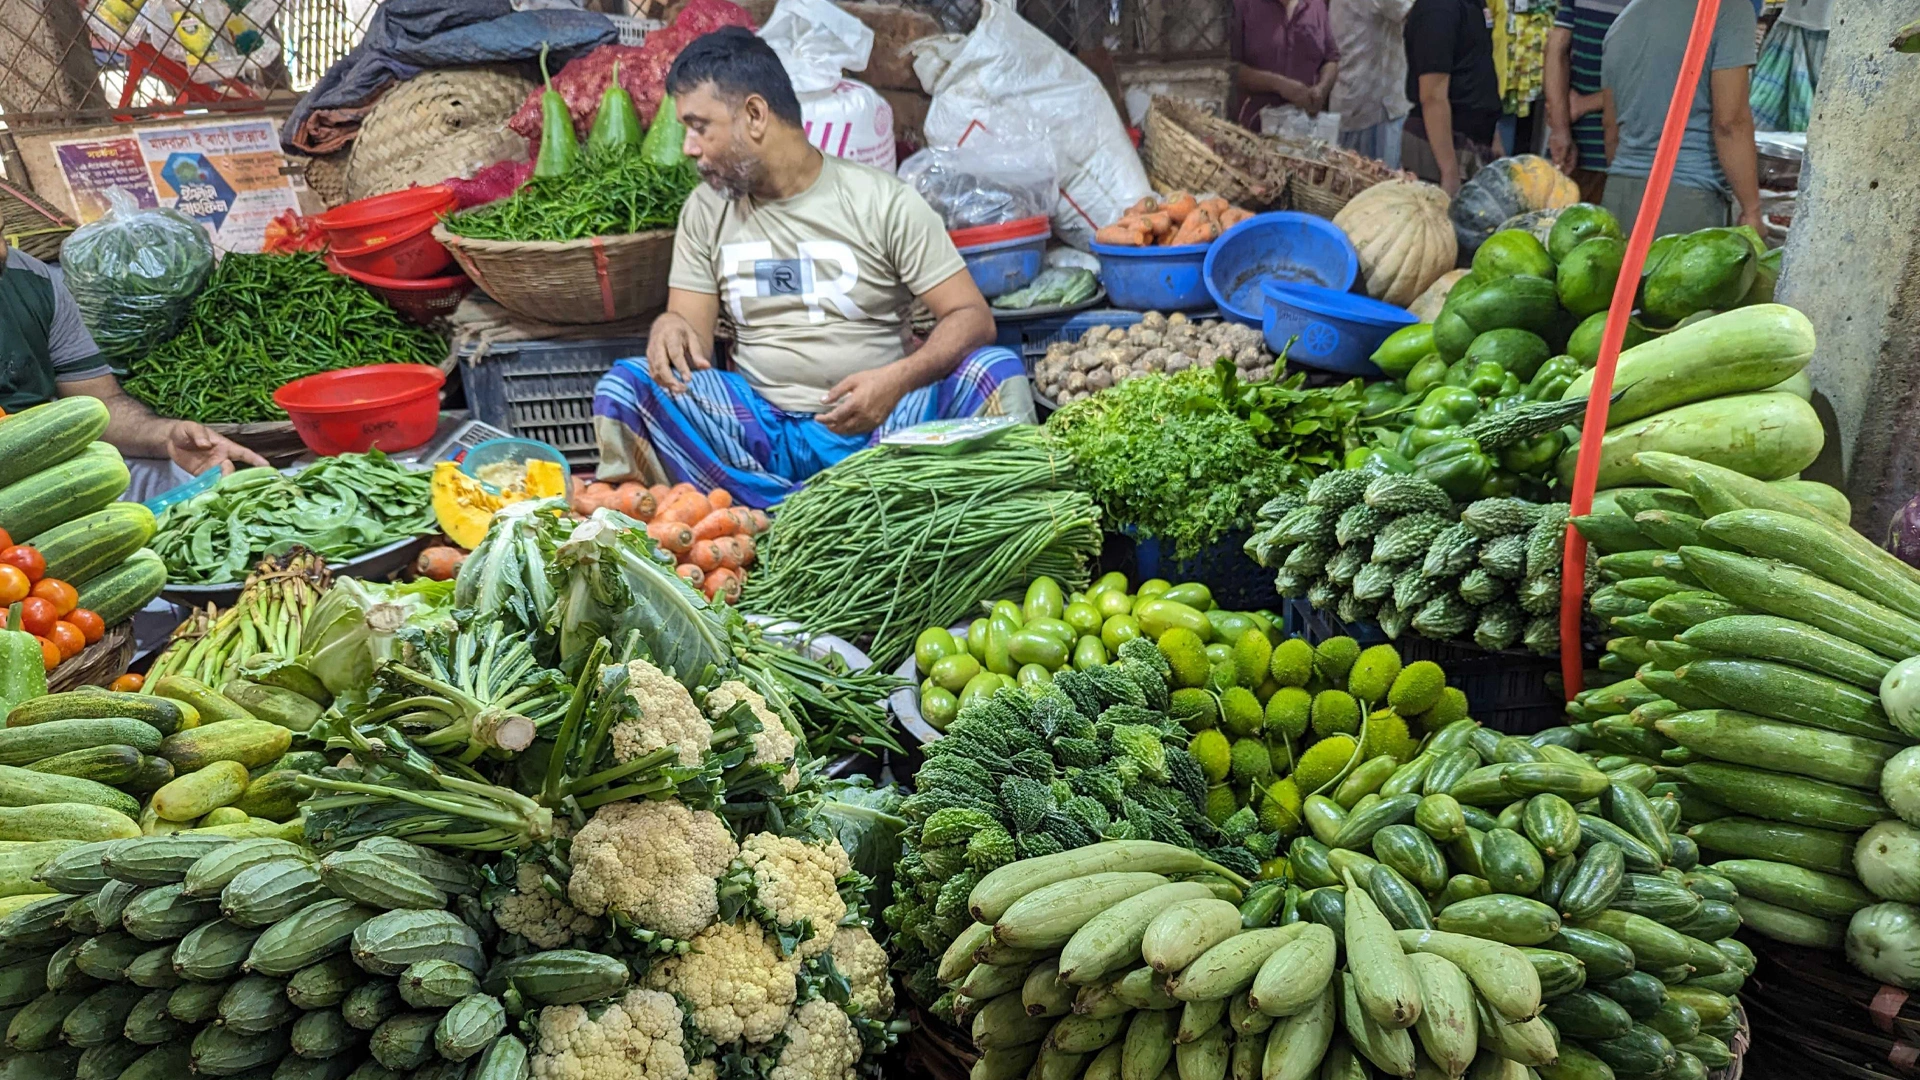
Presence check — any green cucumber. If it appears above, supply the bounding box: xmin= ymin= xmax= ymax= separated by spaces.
xmin=1680 ymin=546 xmax=1920 ymax=659
xmin=1711 ymin=858 xmax=1873 ymax=920
xmin=1679 ymin=762 xmax=1891 ymax=830
xmin=1434 ymin=894 xmax=1560 ymax=946
xmin=1656 ymin=708 xmax=1896 ymax=789
xmin=1678 ymin=615 xmax=1895 ymax=691
xmin=1672 ymin=658 xmax=1899 ymax=740
xmin=1547 ymin=927 xmax=1636 ymax=981
xmin=1685 ymin=816 xmax=1857 ymax=876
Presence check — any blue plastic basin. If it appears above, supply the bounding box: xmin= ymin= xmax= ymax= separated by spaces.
xmin=1260 ymin=280 xmax=1417 ymax=376
xmin=1089 ymin=240 xmax=1213 ymax=311
xmin=955 ymin=217 xmax=1049 ymax=300
xmin=1204 ymin=211 xmax=1360 ymax=325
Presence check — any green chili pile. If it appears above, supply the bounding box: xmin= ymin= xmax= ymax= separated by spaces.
xmin=442 ymin=154 xmax=699 ymax=243
xmin=742 ymin=427 xmax=1103 ymax=668
xmin=122 ymin=253 xmax=446 ymax=424
xmin=152 ymin=451 xmax=436 ymax=584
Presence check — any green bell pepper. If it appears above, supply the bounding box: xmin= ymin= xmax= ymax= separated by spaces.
xmin=1525 ymin=355 xmax=1583 ymax=402
xmin=1413 ymin=386 xmax=1481 ymax=429
xmin=1443 ymin=358 xmax=1474 ymax=389
xmin=1372 ymin=324 xmax=1436 ymax=378
xmin=1501 ymin=430 xmax=1565 ymax=475
xmin=1466 ymin=361 xmax=1508 ymax=399
xmin=1399 ymin=424 xmax=1466 ymax=459
xmin=1498 ymin=372 xmax=1524 ymax=399
xmin=1475 ymin=470 xmax=1523 ymax=498
xmin=1361 ymin=381 xmax=1410 ymax=419
xmin=1347 ymin=446 xmax=1414 ymax=476
xmin=1405 ymin=353 xmax=1451 ymax=395
xmin=1413 ymin=437 xmax=1494 ymax=499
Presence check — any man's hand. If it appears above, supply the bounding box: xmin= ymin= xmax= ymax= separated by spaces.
xmin=1738 ymin=204 xmax=1766 ymax=232
xmin=167 ymin=421 xmax=267 ymax=476
xmin=1306 ymin=83 xmax=1332 ymax=116
xmin=1547 ymin=124 xmax=1576 ymax=173
xmin=1440 ymin=169 xmax=1462 ymax=197
xmin=647 ymin=312 xmax=712 ymax=394
xmin=818 ymin=366 xmax=910 ymax=437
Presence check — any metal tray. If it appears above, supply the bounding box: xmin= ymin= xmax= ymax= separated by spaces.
xmin=159 ymin=533 xmax=432 ymax=609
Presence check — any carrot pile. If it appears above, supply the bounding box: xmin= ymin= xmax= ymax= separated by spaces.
xmin=571 ymin=480 xmax=768 ymax=603
xmin=1094 ymin=192 xmax=1253 ymax=247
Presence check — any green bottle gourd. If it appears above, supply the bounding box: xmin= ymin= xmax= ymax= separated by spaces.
xmin=641 ymin=92 xmax=690 ymax=167
xmin=533 ymin=43 xmax=580 ymax=179
xmin=586 ymin=61 xmax=644 ymax=158
xmin=0 ymin=604 xmax=48 ymax=718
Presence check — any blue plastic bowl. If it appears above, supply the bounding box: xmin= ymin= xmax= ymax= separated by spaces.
xmin=1089 ymin=241 xmax=1214 ymax=311
xmin=1260 ymin=280 xmax=1417 ymax=376
xmin=1204 ymin=212 xmax=1360 ymax=325
xmin=955 ymin=217 xmax=1049 ymax=300
xmin=461 ymin=437 xmax=571 ymax=493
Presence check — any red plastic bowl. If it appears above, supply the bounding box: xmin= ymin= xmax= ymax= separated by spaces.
xmin=316 ymin=186 xmax=455 ymax=248
xmin=327 ymin=214 xmax=453 ymax=280
xmin=328 ymin=258 xmax=474 ymax=325
xmin=273 ymin=364 xmax=446 ymax=456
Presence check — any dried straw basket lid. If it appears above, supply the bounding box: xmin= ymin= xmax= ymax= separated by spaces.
xmin=346 ymin=67 xmax=537 ymax=201
xmin=1141 ymin=95 xmax=1287 ymax=208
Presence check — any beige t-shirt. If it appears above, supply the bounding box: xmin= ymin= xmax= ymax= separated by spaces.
xmin=669 ymin=155 xmax=968 ymax=413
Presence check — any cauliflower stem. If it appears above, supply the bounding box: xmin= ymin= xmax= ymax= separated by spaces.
xmin=352 ymin=620 xmax=571 ymax=761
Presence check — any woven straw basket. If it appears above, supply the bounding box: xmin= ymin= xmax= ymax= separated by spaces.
xmin=1142 ymin=96 xmax=1287 ymax=208
xmin=347 ymin=67 xmax=537 ymax=201
xmin=0 ymin=180 xmax=76 ymax=263
xmin=1262 ymin=131 xmax=1404 ymax=217
xmin=47 ymin=622 xmax=133 ymax=693
xmin=435 ymin=224 xmax=677 ymax=325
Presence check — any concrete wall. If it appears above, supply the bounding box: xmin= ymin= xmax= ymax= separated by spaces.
xmin=1776 ymin=0 xmax=1920 ymax=535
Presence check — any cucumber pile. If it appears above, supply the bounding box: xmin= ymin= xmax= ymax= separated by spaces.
xmin=1572 ymin=450 xmax=1920 ymax=971
xmin=0 ymin=832 xmax=531 ymax=1080
xmin=1247 ymin=470 xmax=1577 ymax=653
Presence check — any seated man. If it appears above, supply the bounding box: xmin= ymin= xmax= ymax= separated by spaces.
xmin=1 ymin=229 xmax=266 ymax=496
xmin=593 ymin=27 xmax=1032 ymax=508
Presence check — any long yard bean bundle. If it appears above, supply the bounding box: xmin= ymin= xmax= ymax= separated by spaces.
xmin=742 ymin=428 xmax=1102 ymax=668
xmin=441 ymin=154 xmax=699 ymax=243
xmin=122 ymin=252 xmax=446 ymax=423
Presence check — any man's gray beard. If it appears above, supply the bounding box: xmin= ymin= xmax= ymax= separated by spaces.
xmin=702 ymin=155 xmax=759 ymax=201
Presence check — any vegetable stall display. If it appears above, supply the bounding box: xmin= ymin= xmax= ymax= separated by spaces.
xmin=569 ymin=479 xmax=768 ymax=603
xmin=121 ymin=254 xmax=446 ymax=425
xmin=1092 ymin=193 xmax=1253 ymax=247
xmin=1030 ymin=316 xmax=1277 ymax=407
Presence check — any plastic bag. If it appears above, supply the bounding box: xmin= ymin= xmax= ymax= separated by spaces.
xmin=913 ymin=0 xmax=1152 ymax=249
xmin=897 ymin=122 xmax=1056 ymax=230
xmin=1259 ymin=105 xmax=1342 ymax=145
xmin=59 ymin=188 xmax=215 ymax=366
xmin=760 ymin=0 xmax=895 ymax=171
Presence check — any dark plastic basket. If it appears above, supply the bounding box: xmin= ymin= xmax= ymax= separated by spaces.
xmin=996 ymin=309 xmax=1148 ymax=357
xmin=1114 ymin=529 xmax=1278 ymax=615
xmin=455 ymin=338 xmax=643 ymax=468
xmin=1282 ymin=599 xmax=1570 ymax=735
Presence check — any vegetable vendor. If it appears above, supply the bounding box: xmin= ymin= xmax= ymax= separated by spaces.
xmin=593 ymin=28 xmax=1031 ymax=509
xmin=0 ymin=219 xmax=266 ymax=500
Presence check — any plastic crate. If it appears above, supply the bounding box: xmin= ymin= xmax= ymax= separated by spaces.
xmin=997 ymin=308 xmax=1148 ymax=360
xmin=1120 ymin=528 xmax=1277 ymax=614
xmin=455 ymin=338 xmax=643 ymax=468
xmin=1282 ymin=599 xmax=1571 ymax=735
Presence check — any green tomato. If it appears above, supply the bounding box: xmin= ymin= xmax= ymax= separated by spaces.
xmin=1067 ymin=591 xmax=1087 ymax=605
xmin=1008 ymin=629 xmax=1070 ymax=669
xmin=966 ymin=619 xmax=989 ymax=662
xmin=920 ymin=686 xmax=958 ymax=731
xmin=1136 ymin=579 xmax=1174 ymax=600
xmin=1073 ymin=636 xmax=1109 ymax=669
xmin=991 ymin=600 xmax=1024 ymax=628
xmin=1207 ymin=609 xmax=1256 ymax=643
xmin=1101 ymin=614 xmax=1143 ymax=653
xmin=1404 ymin=352 xmax=1451 ymax=395
xmin=1023 ymin=576 xmax=1065 ymax=623
xmin=1205 ymin=642 xmax=1235 ymax=666
xmin=914 ymin=627 xmax=960 ymax=676
xmin=1161 ymin=582 xmax=1214 ymax=611
xmin=1025 ymin=618 xmax=1078 ymax=644
xmin=1088 ymin=571 xmax=1131 ymax=596
xmin=1063 ymin=601 xmax=1104 ymax=636
xmin=1017 ymin=663 xmax=1055 ymax=690
xmin=1135 ymin=599 xmax=1212 ymax=642
xmin=1094 ymin=590 xmax=1135 ymax=619
xmin=958 ymin=672 xmax=1003 ymax=713
xmin=929 ymin=653 xmax=983 ymax=695
xmin=984 ymin=619 xmax=1018 ymax=676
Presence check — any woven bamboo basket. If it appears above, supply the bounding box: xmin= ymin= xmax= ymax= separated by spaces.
xmin=891 ymin=1005 xmax=973 ymax=1080
xmin=346 ymin=67 xmax=536 ymax=201
xmin=1261 ymin=131 xmax=1404 ymax=218
xmin=1742 ymin=936 xmax=1920 ymax=1078
xmin=46 ymin=622 xmax=134 ymax=692
xmin=434 ymin=224 xmax=677 ymax=325
xmin=0 ymin=180 xmax=76 ymax=263
xmin=1141 ymin=96 xmax=1287 ymax=209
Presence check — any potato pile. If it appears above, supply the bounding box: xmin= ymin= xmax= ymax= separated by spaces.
xmin=1034 ymin=313 xmax=1275 ymax=405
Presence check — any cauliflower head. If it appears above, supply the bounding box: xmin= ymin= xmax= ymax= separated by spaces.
xmin=648 ymin=919 xmax=801 ymax=1045
xmin=687 ymin=1062 xmax=716 ymax=1080
xmin=616 ymin=659 xmax=709 ymax=766
xmin=568 ymin=800 xmax=736 ymax=939
xmin=768 ymin=1000 xmax=860 ymax=1080
xmin=495 ymin=863 xmax=601 ymax=949
xmin=530 ymin=987 xmax=689 ymax=1080
xmin=827 ymin=926 xmax=894 ymax=1018
xmin=737 ymin=832 xmax=851 ymax=958
xmin=707 ymin=681 xmax=799 ymax=790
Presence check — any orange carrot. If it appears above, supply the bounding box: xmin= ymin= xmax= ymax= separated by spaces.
xmin=669 ymin=482 xmax=698 ymax=498
xmin=647 ymin=519 xmax=694 ymax=554
xmin=1161 ymin=191 xmax=1197 ymax=224
xmin=1127 ymin=196 xmax=1159 ymax=216
xmin=648 ymin=484 xmax=671 ymax=504
xmin=691 ymin=509 xmax=737 ymax=542
xmin=687 ymin=539 xmax=725 ymax=572
xmin=747 ymin=509 xmax=772 ymax=534
xmin=573 ymin=481 xmax=616 ymax=515
xmin=1171 ymin=209 xmax=1222 ymax=246
xmin=676 ymin=563 xmax=705 ymax=588
xmin=413 ymin=546 xmax=467 ymax=581
xmin=715 ymin=535 xmax=745 ymax=570
xmin=1219 ymin=206 xmax=1254 ymax=228
xmin=659 ymin=492 xmax=713 ymax=525
xmin=703 ymin=567 xmax=742 ymax=603
xmin=708 ymin=487 xmax=733 ymax=509
xmin=735 ymin=533 xmax=756 ymax=566
xmin=1196 ymin=197 xmax=1231 ymax=218
xmin=1095 ymin=223 xmax=1149 ymax=246
xmin=723 ymin=507 xmax=755 ymax=535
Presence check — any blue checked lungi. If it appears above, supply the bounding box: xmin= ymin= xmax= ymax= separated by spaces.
xmin=592 ymin=346 xmax=1032 ymax=509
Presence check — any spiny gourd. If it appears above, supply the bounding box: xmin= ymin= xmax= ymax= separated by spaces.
xmin=1292 ymin=735 xmax=1358 ymax=795
xmin=1313 ymin=638 xmax=1361 ymax=686
xmin=1158 ymin=628 xmax=1211 ymax=690
xmin=1264 ymin=688 xmax=1313 ymax=741
xmin=1257 ymin=778 xmax=1304 ymax=833
xmin=1387 ymin=661 xmax=1447 ymax=715
xmin=1219 ymin=688 xmax=1264 ymax=737
xmin=1347 ymin=645 xmax=1404 ymax=705
xmin=1269 ymin=638 xmax=1315 ymax=687
xmin=1310 ymin=690 xmax=1361 ymax=738
xmin=1189 ymin=730 xmax=1231 ymax=782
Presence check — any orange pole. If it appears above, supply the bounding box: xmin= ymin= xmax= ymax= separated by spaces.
xmin=1559 ymin=0 xmax=1725 ymax=699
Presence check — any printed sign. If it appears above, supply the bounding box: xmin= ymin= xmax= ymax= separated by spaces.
xmin=51 ymin=118 xmax=299 ymax=253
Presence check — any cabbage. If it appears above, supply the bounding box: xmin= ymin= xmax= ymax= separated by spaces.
xmin=550 ymin=508 xmax=736 ymax=686
xmin=1884 ymin=747 xmax=1920 ymax=826
xmin=1884 ymin=656 xmax=1920 ymax=740
xmin=1858 ymin=820 xmax=1920 ymax=903
xmin=297 ymin=577 xmax=457 ymax=697
xmin=1849 ymin=902 xmax=1920 ymax=988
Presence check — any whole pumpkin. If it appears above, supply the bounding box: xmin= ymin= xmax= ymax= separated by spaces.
xmin=1333 ymin=180 xmax=1458 ymax=308
xmin=1450 ymin=154 xmax=1580 ymax=254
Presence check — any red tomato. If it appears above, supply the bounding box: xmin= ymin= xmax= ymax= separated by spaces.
xmin=35 ymin=637 xmax=59 ymax=672
xmin=17 ymin=596 xmax=56 ymax=637
xmin=0 ymin=546 xmax=44 ymax=583
xmin=66 ymin=608 xmax=105 ymax=645
xmin=30 ymin=578 xmax=77 ymax=617
xmin=47 ymin=621 xmax=84 ymax=660
xmin=0 ymin=565 xmax=26 ymax=607
xmin=0 ymin=528 xmax=11 ymax=550
xmin=110 ymin=672 xmax=144 ymax=692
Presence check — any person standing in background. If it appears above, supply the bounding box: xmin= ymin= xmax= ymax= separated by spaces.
xmin=1231 ymin=0 xmax=1341 ymax=133
xmin=1403 ymin=0 xmax=1503 ymax=193
xmin=1545 ymin=0 xmax=1626 ymax=202
xmin=1330 ymin=0 xmax=1415 ymax=167
xmin=1600 ymin=0 xmax=1762 ymax=235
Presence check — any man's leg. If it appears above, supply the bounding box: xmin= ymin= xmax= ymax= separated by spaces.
xmin=592 ymin=361 xmax=800 ymax=509
xmin=1571 ymin=167 xmax=1608 ymax=204
xmin=870 ymin=346 xmax=1035 ymax=441
xmin=1402 ymin=129 xmax=1442 ymax=185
